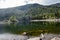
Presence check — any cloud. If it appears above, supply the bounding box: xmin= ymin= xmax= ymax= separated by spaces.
xmin=0 ymin=0 xmax=26 ymax=8
xmin=42 ymin=0 xmax=60 ymax=5
xmin=0 ymin=0 xmax=60 ymax=9
xmin=24 ymin=0 xmax=43 ymax=4
xmin=26 ymin=0 xmax=60 ymax=5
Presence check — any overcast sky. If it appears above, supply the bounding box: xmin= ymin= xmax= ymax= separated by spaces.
xmin=0 ymin=0 xmax=60 ymax=9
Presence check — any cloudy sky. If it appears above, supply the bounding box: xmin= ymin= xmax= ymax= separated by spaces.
xmin=0 ymin=0 xmax=60 ymax=9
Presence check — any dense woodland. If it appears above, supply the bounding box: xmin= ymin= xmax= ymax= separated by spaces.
xmin=26 ymin=6 xmax=60 ymax=19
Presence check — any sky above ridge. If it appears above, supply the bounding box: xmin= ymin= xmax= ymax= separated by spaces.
xmin=0 ymin=0 xmax=60 ymax=9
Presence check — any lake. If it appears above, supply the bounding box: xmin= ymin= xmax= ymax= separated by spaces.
xmin=0 ymin=20 xmax=60 ymax=40
xmin=0 ymin=20 xmax=60 ymax=35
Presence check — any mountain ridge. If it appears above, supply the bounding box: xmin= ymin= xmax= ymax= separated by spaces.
xmin=0 ymin=3 xmax=60 ymax=20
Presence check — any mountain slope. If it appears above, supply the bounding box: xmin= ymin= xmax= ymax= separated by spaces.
xmin=0 ymin=3 xmax=60 ymax=20
xmin=0 ymin=3 xmax=43 ymax=20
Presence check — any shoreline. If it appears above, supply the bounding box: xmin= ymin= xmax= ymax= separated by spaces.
xmin=31 ymin=19 xmax=60 ymax=22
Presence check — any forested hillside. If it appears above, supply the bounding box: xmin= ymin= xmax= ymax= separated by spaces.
xmin=0 ymin=3 xmax=60 ymax=20
xmin=26 ymin=4 xmax=60 ymax=19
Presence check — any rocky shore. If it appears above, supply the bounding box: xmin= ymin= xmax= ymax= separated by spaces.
xmin=0 ymin=33 xmax=60 ymax=40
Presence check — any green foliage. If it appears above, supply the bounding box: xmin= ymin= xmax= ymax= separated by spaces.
xmin=26 ymin=6 xmax=60 ymax=19
xmin=9 ymin=16 xmax=16 ymax=21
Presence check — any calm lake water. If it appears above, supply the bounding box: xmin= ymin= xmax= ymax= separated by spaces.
xmin=0 ymin=21 xmax=60 ymax=34
xmin=0 ymin=21 xmax=60 ymax=40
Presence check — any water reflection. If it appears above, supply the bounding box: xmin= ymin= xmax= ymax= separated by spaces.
xmin=0 ymin=21 xmax=60 ymax=36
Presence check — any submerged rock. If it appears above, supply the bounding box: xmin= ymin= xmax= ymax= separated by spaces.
xmin=0 ymin=33 xmax=28 ymax=40
xmin=28 ymin=34 xmax=60 ymax=40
